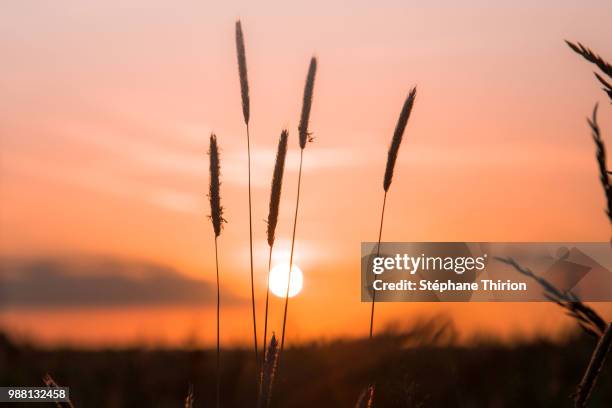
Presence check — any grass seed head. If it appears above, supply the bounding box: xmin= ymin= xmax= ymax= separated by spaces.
xmin=209 ymin=134 xmax=225 ymax=237
xmin=384 ymin=87 xmax=417 ymax=192
xmin=299 ymin=57 xmax=318 ymax=149
xmin=235 ymin=20 xmax=250 ymax=124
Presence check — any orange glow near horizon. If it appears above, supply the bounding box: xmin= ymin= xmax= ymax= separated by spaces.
xmin=1 ymin=0 xmax=612 ymax=347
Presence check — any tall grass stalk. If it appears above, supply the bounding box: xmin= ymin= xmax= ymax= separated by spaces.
xmin=565 ymin=39 xmax=612 ymax=407
xmin=235 ymin=19 xmax=259 ymax=368
xmin=498 ymin=256 xmax=610 ymax=405
xmin=565 ymin=40 xmax=612 ymax=103
xmin=575 ymin=322 xmax=612 ymax=408
xmin=263 ymin=130 xmax=289 ymax=361
xmin=208 ymin=133 xmax=225 ymax=408
xmin=279 ymin=57 xmax=317 ymax=355
xmin=258 ymin=333 xmax=279 ymax=408
xmin=355 ymin=385 xmax=375 ymax=408
xmin=184 ymin=384 xmax=194 ymax=408
xmin=266 ymin=58 xmax=316 ymax=405
xmin=268 ymin=57 xmax=317 ymax=406
xmin=43 ymin=374 xmax=75 ymax=408
xmin=565 ymin=40 xmax=612 ymax=78
xmin=587 ymin=105 xmax=612 ymax=229
xmin=369 ymin=88 xmax=417 ymax=338
xmin=496 ymin=257 xmax=606 ymax=337
xmin=565 ymin=40 xmax=612 ymax=229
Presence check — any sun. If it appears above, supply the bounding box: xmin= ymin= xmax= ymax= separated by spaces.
xmin=269 ymin=263 xmax=303 ymax=298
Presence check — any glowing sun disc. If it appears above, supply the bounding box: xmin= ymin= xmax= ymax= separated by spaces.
xmin=269 ymin=264 xmax=303 ymax=298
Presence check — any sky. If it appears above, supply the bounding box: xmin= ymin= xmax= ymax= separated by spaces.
xmin=0 ymin=0 xmax=611 ymax=347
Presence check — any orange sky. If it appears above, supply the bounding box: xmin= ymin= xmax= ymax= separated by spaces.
xmin=1 ymin=0 xmax=612 ymax=347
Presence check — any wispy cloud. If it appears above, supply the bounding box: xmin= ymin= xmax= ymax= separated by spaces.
xmin=3 ymin=114 xmax=370 ymax=219
xmin=147 ymin=188 xmax=201 ymax=214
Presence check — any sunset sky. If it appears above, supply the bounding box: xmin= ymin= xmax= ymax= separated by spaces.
xmin=1 ymin=0 xmax=612 ymax=347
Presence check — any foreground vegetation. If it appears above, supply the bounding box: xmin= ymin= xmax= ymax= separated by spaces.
xmin=1 ymin=321 xmax=611 ymax=408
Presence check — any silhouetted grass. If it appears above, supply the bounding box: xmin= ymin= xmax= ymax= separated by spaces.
xmin=279 ymin=57 xmax=318 ymax=357
xmin=3 ymin=323 xmax=610 ymax=408
xmin=565 ymin=40 xmax=612 ymax=103
xmin=575 ymin=323 xmax=612 ymax=408
xmin=355 ymin=384 xmax=375 ymax=408
xmin=496 ymin=257 xmax=606 ymax=338
xmin=208 ymin=133 xmax=224 ymax=408
xmin=496 ymin=256 xmax=611 ymax=407
xmin=258 ymin=333 xmax=279 ymax=408
xmin=184 ymin=383 xmax=194 ymax=408
xmin=263 ymin=130 xmax=288 ymax=363
xmin=235 ymin=19 xmax=259 ymax=369
xmin=370 ymin=88 xmax=417 ymax=339
xmin=298 ymin=58 xmax=317 ymax=149
xmin=42 ymin=373 xmax=75 ymax=408
xmin=587 ymin=105 xmax=612 ymax=227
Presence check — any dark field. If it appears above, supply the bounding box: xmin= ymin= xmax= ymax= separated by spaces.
xmin=1 ymin=320 xmax=611 ymax=407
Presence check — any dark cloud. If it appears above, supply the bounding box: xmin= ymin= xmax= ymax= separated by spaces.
xmin=0 ymin=256 xmax=243 ymax=309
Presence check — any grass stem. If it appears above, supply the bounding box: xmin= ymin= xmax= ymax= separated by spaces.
xmin=246 ymin=123 xmax=259 ymax=371
xmin=369 ymin=191 xmax=387 ymax=339
xmin=575 ymin=322 xmax=612 ymax=408
xmin=280 ymin=148 xmax=304 ymax=353
xmin=214 ymin=236 xmax=220 ymax=408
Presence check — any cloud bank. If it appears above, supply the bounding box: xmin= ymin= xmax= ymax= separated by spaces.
xmin=0 ymin=256 xmax=243 ymax=309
